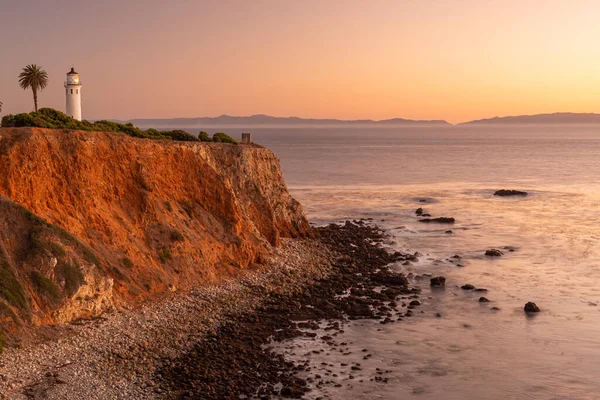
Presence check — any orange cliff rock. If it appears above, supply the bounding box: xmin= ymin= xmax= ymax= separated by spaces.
xmin=0 ymin=127 xmax=313 ymax=334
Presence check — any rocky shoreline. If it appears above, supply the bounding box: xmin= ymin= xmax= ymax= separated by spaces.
xmin=0 ymin=221 xmax=418 ymax=399
xmin=157 ymin=221 xmax=420 ymax=399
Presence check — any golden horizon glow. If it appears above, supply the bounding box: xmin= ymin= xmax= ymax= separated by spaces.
xmin=0 ymin=0 xmax=599 ymax=124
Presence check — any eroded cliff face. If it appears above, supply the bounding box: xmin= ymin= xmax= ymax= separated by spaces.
xmin=0 ymin=128 xmax=312 ymax=335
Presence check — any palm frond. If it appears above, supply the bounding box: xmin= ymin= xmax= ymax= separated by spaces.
xmin=18 ymin=64 xmax=49 ymax=91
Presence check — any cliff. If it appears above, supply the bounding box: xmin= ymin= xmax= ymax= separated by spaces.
xmin=0 ymin=128 xmax=312 ymax=337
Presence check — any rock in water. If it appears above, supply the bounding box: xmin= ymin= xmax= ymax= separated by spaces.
xmin=485 ymin=249 xmax=504 ymax=257
xmin=418 ymin=217 xmax=455 ymax=224
xmin=371 ymin=271 xmax=409 ymax=286
xmin=479 ymin=297 xmax=490 ymax=302
xmin=524 ymin=302 xmax=540 ymax=313
xmin=494 ymin=190 xmax=528 ymax=197
xmin=461 ymin=284 xmax=476 ymax=290
xmin=415 ymin=207 xmax=424 ymax=216
xmin=430 ymin=276 xmax=446 ymax=287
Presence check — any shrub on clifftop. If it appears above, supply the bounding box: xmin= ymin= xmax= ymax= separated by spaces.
xmin=0 ymin=108 xmax=200 ymax=142
xmin=198 ymin=131 xmax=212 ymax=142
xmin=212 ymin=132 xmax=237 ymax=144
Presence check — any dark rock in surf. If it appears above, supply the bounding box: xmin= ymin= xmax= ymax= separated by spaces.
xmin=479 ymin=297 xmax=490 ymax=302
xmin=415 ymin=208 xmax=424 ymax=216
xmin=445 ymin=230 xmax=453 ymax=234
xmin=418 ymin=217 xmax=455 ymax=224
xmin=430 ymin=276 xmax=446 ymax=287
xmin=485 ymin=249 xmax=504 ymax=257
xmin=494 ymin=190 xmax=528 ymax=197
xmin=461 ymin=284 xmax=476 ymax=290
xmin=371 ymin=271 xmax=409 ymax=286
xmin=524 ymin=302 xmax=540 ymax=313
xmin=409 ymin=300 xmax=421 ymax=306
xmin=421 ymin=213 xmax=431 ymax=217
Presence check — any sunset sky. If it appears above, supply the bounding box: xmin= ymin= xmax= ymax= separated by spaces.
xmin=0 ymin=0 xmax=599 ymax=124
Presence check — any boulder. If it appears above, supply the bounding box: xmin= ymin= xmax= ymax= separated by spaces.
xmin=371 ymin=271 xmax=409 ymax=286
xmin=415 ymin=207 xmax=424 ymax=216
xmin=419 ymin=217 xmax=455 ymax=224
xmin=409 ymin=300 xmax=421 ymax=306
xmin=445 ymin=230 xmax=453 ymax=234
xmin=494 ymin=190 xmax=528 ymax=197
xmin=430 ymin=276 xmax=446 ymax=287
xmin=479 ymin=297 xmax=490 ymax=302
xmin=485 ymin=249 xmax=504 ymax=257
xmin=461 ymin=284 xmax=475 ymax=290
xmin=524 ymin=302 xmax=540 ymax=313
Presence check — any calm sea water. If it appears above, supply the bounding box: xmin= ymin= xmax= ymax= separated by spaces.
xmin=197 ymin=126 xmax=600 ymax=399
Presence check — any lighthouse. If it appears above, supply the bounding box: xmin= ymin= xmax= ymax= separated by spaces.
xmin=65 ymin=68 xmax=82 ymax=121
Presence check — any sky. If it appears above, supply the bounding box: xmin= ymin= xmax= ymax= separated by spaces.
xmin=0 ymin=0 xmax=599 ymax=124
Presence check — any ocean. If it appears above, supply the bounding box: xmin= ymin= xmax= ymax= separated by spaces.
xmin=194 ymin=125 xmax=600 ymax=399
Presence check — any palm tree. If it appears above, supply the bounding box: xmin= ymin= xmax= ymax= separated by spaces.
xmin=18 ymin=64 xmax=48 ymax=112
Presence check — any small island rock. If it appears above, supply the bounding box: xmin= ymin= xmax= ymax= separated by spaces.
xmin=494 ymin=190 xmax=528 ymax=197
xmin=524 ymin=302 xmax=540 ymax=313
xmin=485 ymin=249 xmax=504 ymax=257
xmin=430 ymin=276 xmax=446 ymax=287
xmin=419 ymin=217 xmax=455 ymax=224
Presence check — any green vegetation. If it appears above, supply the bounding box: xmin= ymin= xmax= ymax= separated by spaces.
xmin=212 ymin=132 xmax=237 ymax=144
xmin=158 ymin=248 xmax=172 ymax=263
xmin=1 ymin=108 xmax=239 ymax=145
xmin=0 ymin=257 xmax=27 ymax=310
xmin=122 ymin=257 xmax=134 ymax=269
xmin=180 ymin=200 xmax=195 ymax=218
xmin=31 ymin=271 xmax=60 ymax=301
xmin=57 ymin=262 xmax=85 ymax=295
xmin=198 ymin=131 xmax=212 ymax=142
xmin=49 ymin=242 xmax=67 ymax=258
xmin=1 ymin=108 xmax=200 ymax=142
xmin=170 ymin=230 xmax=185 ymax=242
xmin=111 ymin=265 xmax=129 ymax=282
xmin=18 ymin=64 xmax=48 ymax=112
xmin=80 ymin=245 xmax=100 ymax=266
xmin=0 ymin=329 xmax=5 ymax=353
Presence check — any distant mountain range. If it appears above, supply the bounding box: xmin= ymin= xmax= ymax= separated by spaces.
xmin=461 ymin=112 xmax=600 ymax=125
xmin=112 ymin=112 xmax=600 ymax=128
xmin=123 ymin=114 xmax=451 ymax=127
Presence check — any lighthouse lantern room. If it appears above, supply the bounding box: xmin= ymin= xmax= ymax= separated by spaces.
xmin=65 ymin=68 xmax=82 ymax=121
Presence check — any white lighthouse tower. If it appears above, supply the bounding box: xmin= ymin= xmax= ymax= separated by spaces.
xmin=65 ymin=68 xmax=82 ymax=121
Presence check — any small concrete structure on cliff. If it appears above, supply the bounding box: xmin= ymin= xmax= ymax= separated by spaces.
xmin=65 ymin=68 xmax=82 ymax=121
xmin=241 ymin=132 xmax=252 ymax=144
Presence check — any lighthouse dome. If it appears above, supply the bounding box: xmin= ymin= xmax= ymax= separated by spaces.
xmin=66 ymin=68 xmax=80 ymax=85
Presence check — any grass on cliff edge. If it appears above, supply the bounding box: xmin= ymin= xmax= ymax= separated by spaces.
xmin=1 ymin=108 xmax=237 ymax=144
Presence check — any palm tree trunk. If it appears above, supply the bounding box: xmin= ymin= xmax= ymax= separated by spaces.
xmin=33 ymin=88 xmax=38 ymax=112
